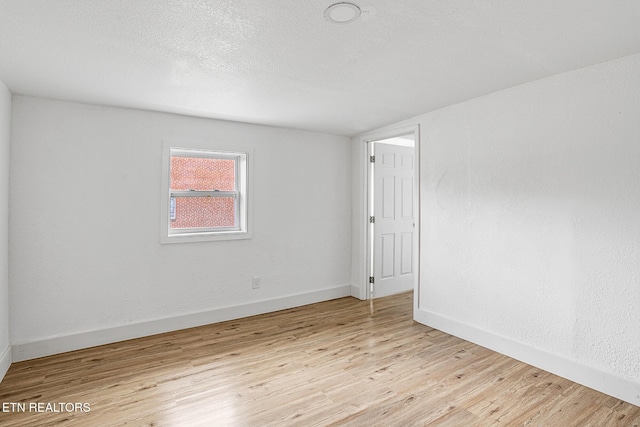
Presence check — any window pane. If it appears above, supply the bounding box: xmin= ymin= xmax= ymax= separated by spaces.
xmin=171 ymin=156 xmax=235 ymax=191
xmin=170 ymin=197 xmax=236 ymax=229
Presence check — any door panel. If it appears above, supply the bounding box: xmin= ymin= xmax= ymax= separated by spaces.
xmin=401 ymin=178 xmax=413 ymax=218
xmin=373 ymin=142 xmax=415 ymax=298
xmin=382 ymin=176 xmax=395 ymax=218
xmin=381 ymin=234 xmax=395 ymax=278
xmin=401 ymin=232 xmax=413 ymax=275
xmin=382 ymin=152 xmax=395 ymax=167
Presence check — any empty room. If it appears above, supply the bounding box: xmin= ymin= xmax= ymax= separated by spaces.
xmin=1 ymin=1 xmax=640 ymax=426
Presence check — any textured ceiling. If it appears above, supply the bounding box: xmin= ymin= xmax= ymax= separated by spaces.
xmin=1 ymin=0 xmax=639 ymax=136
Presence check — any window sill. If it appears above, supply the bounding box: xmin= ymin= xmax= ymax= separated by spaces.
xmin=161 ymin=230 xmax=252 ymax=244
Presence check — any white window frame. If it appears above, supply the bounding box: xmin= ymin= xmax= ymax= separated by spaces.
xmin=161 ymin=143 xmax=252 ymax=244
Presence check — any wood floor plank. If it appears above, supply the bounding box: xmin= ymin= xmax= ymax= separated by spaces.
xmin=0 ymin=291 xmax=638 ymax=426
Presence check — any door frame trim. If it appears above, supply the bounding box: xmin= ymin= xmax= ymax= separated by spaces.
xmin=357 ymin=124 xmax=420 ymax=303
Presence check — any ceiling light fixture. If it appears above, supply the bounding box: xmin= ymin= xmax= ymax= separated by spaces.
xmin=324 ymin=2 xmax=361 ymax=24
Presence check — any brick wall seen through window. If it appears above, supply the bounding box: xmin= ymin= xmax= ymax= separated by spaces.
xmin=170 ymin=157 xmax=236 ymax=229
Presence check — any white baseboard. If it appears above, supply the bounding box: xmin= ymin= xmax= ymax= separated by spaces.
xmin=12 ymin=285 xmax=351 ymax=362
xmin=350 ymin=284 xmax=365 ymax=300
xmin=0 ymin=345 xmax=11 ymax=383
xmin=414 ymin=308 xmax=640 ymax=407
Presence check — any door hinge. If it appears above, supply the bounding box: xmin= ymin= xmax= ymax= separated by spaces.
xmin=369 ymin=216 xmax=375 ymax=224
xmin=370 ymin=155 xmax=375 ymax=163
xmin=369 ymin=276 xmax=375 ymax=284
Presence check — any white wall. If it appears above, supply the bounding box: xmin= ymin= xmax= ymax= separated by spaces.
xmin=0 ymin=80 xmax=11 ymax=381
xmin=358 ymin=53 xmax=640 ymax=406
xmin=10 ymin=97 xmax=352 ymax=360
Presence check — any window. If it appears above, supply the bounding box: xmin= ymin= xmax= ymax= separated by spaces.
xmin=161 ymin=145 xmax=251 ymax=243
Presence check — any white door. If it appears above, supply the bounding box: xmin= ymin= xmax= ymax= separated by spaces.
xmin=372 ymin=143 xmax=415 ymax=298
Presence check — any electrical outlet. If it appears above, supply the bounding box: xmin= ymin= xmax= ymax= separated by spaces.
xmin=252 ymin=276 xmax=261 ymax=289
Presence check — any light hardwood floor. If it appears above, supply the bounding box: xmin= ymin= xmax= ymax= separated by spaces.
xmin=0 ymin=292 xmax=638 ymax=426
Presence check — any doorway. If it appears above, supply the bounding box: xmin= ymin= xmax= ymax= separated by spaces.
xmin=366 ymin=129 xmax=418 ymax=299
